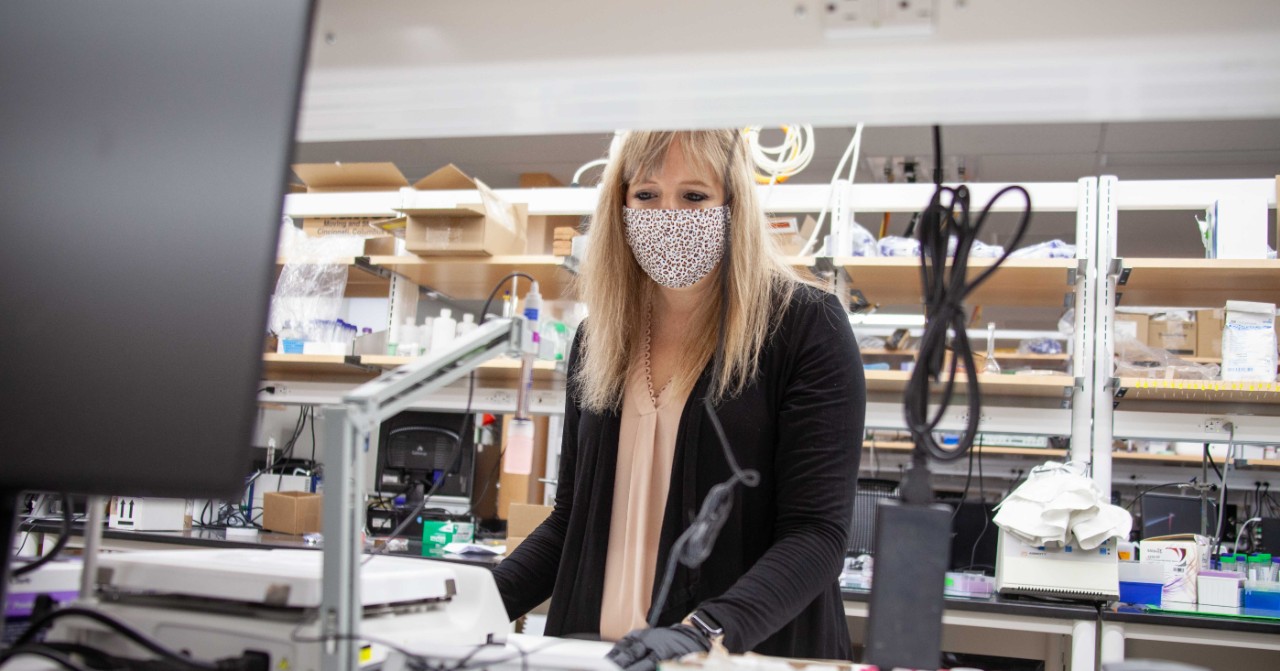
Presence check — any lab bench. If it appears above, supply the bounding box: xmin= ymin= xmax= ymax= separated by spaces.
xmin=17 ymin=522 xmax=1280 ymax=670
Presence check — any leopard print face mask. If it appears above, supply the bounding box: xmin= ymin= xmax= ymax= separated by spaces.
xmin=622 ymin=206 xmax=728 ymax=289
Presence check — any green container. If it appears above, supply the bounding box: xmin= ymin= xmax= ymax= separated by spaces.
xmin=421 ymin=519 xmax=475 ymax=557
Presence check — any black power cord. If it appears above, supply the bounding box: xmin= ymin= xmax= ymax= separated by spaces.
xmin=13 ymin=493 xmax=73 ymax=578
xmin=901 ymin=125 xmax=1032 ymax=502
xmin=12 ymin=607 xmax=218 ymax=671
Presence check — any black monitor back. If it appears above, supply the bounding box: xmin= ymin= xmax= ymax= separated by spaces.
xmin=0 ymin=1 xmax=315 ymax=499
xmin=376 ymin=412 xmax=476 ymax=501
xmin=1140 ymin=493 xmax=1219 ymax=539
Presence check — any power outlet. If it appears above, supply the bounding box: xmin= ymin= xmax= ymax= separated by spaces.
xmin=822 ymin=0 xmax=937 ymax=38
xmin=879 ymin=0 xmax=937 ymax=27
xmin=1201 ymin=417 xmax=1232 ymax=433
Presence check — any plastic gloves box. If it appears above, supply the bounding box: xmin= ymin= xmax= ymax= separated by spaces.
xmin=1139 ymin=534 xmax=1210 ymax=607
xmin=108 ymin=497 xmax=186 ymax=531
xmin=262 ymin=491 xmax=322 ymax=535
xmin=422 ymin=520 xmax=475 ymax=558
xmin=401 ymin=164 xmax=528 ymax=257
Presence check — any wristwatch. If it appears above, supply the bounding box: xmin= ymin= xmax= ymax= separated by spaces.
xmin=687 ymin=610 xmax=725 ymax=646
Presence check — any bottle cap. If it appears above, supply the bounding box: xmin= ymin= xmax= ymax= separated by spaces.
xmin=463 ymin=313 xmax=475 ymax=323
xmin=1261 ymin=554 xmax=1274 ymax=563
xmin=441 ymin=308 xmax=452 ymax=319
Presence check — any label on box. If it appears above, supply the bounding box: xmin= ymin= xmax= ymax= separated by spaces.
xmin=422 ymin=521 xmax=475 ymax=558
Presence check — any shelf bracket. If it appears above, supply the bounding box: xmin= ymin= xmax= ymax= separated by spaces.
xmin=1110 ymin=258 xmax=1128 ymax=283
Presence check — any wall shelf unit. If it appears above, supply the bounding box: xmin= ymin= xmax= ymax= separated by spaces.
xmin=1117 ymin=258 xmax=1280 ymax=307
xmin=837 ymin=257 xmax=1077 ymax=307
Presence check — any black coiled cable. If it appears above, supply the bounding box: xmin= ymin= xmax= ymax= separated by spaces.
xmin=904 ymin=126 xmax=1033 ymax=464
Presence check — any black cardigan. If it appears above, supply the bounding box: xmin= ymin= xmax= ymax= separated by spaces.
xmin=492 ymin=284 xmax=865 ymax=660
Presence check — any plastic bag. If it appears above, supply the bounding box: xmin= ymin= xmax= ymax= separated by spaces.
xmin=1222 ymin=301 xmax=1278 ymax=382
xmin=1114 ymin=336 xmax=1220 ymax=380
xmin=969 ymin=240 xmax=1006 ymax=258
xmin=1010 ymin=239 xmax=1077 ymax=259
xmin=1018 ymin=338 xmax=1063 ymax=355
xmin=856 ymin=336 xmax=887 ymax=351
xmin=878 ymin=236 xmax=919 ymax=257
xmin=268 ymin=225 xmax=355 ymax=341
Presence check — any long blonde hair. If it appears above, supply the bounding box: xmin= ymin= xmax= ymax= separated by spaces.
xmin=575 ymin=130 xmax=803 ymax=413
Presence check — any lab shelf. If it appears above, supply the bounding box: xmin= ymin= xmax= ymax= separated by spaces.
xmin=1110 ymin=450 xmax=1280 ymax=470
xmin=862 ymin=439 xmax=1068 ymax=460
xmin=370 ymin=254 xmax=573 ymax=301
xmin=362 ymin=355 xmax=563 ymax=387
xmin=836 ymin=257 xmax=1076 ymax=307
xmin=1114 ymin=377 xmax=1280 ymax=404
xmin=275 ymin=258 xmax=390 ymax=298
xmin=1116 ymin=258 xmax=1280 ymax=307
xmin=863 ymin=370 xmax=1076 ymax=398
xmin=262 ymin=353 xmax=371 ymax=381
xmin=262 ymin=353 xmax=564 ymax=386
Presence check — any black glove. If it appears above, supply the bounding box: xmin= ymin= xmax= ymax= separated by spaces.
xmin=606 ymin=623 xmax=712 ymax=671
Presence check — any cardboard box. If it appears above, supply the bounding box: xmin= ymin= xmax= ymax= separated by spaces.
xmin=1207 ymin=196 xmax=1269 ymax=260
xmin=262 ymin=491 xmax=322 ymax=535
xmin=508 ymin=503 xmax=553 ymax=538
xmin=1140 ymin=534 xmax=1211 ymax=606
xmin=1148 ymin=315 xmax=1197 ymax=355
xmin=291 ymin=162 xmax=407 ymax=238
xmin=402 ymin=164 xmax=527 ymax=257
xmin=1115 ymin=313 xmax=1150 ymax=344
xmin=1196 ymin=308 xmax=1225 ymax=359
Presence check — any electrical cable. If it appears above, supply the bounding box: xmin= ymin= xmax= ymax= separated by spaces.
xmin=1123 ymin=481 xmax=1197 ymax=512
xmin=1212 ymin=424 xmax=1235 ymax=553
xmin=904 ymin=126 xmax=1033 ymax=468
xmin=1236 ymin=517 xmax=1263 ymax=553
xmin=13 ymin=607 xmax=218 ymax=671
xmin=799 ymin=123 xmax=864 ymax=256
xmin=967 ymin=440 xmax=990 ymax=572
xmin=13 ymin=493 xmax=72 ymax=578
xmin=743 ymin=125 xmax=815 ymax=185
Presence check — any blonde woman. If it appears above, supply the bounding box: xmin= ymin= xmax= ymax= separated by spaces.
xmin=492 ymin=130 xmax=865 ymax=668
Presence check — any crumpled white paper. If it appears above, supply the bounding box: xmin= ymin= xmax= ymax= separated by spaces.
xmin=993 ymin=462 xmax=1132 ymax=550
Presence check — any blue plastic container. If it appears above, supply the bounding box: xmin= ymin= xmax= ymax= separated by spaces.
xmin=1119 ymin=580 xmax=1163 ymax=607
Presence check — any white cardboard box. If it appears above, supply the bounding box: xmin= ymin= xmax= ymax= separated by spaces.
xmin=108 ymin=497 xmax=186 ymax=531
xmin=1139 ymin=534 xmax=1211 ymax=606
xmin=1208 ymin=196 xmax=1269 ymax=259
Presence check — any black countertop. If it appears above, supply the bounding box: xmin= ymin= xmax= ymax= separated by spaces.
xmin=25 ymin=521 xmax=1280 ymax=635
xmin=23 ymin=520 xmax=504 ymax=568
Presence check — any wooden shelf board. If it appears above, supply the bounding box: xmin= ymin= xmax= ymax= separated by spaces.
xmin=835 ymin=257 xmax=1074 ymax=307
xmin=1118 ymin=258 xmax=1280 ymax=307
xmin=372 ymin=255 xmax=572 ymax=301
xmin=275 ymin=258 xmax=390 ymax=298
xmin=362 ymin=355 xmax=563 ymax=385
xmin=1112 ymin=451 xmax=1280 ymax=470
xmin=865 ymin=440 xmax=1067 ymax=459
xmin=261 ymin=353 xmax=373 ymax=381
xmin=864 ymin=370 xmax=1074 ymax=398
xmin=861 ymin=349 xmax=1068 ymax=362
xmin=1115 ymin=377 xmax=1280 ymax=404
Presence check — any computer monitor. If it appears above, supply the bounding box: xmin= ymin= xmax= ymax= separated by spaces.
xmin=1141 ymin=493 xmax=1217 ymax=539
xmin=375 ymin=412 xmax=477 ymax=507
xmin=1 ymin=0 xmax=315 ymax=607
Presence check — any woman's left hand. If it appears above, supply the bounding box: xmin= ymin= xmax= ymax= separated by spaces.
xmin=605 ymin=623 xmax=711 ymax=671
